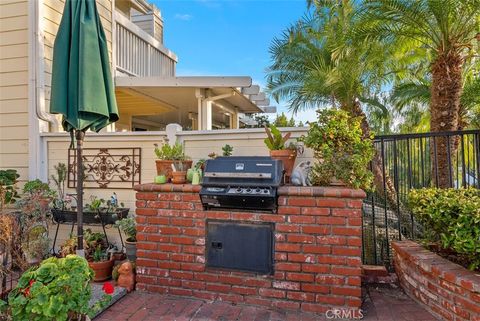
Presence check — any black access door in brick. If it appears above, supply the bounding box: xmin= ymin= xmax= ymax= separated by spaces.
xmin=206 ymin=221 xmax=273 ymax=274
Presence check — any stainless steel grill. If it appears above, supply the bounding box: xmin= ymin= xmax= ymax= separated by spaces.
xmin=200 ymin=156 xmax=283 ymax=212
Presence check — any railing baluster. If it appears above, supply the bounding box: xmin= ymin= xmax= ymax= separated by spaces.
xmin=461 ymin=134 xmax=466 ymax=188
xmin=393 ymin=139 xmax=401 ymax=240
xmin=380 ymin=139 xmax=390 ymax=264
xmin=475 ymin=133 xmax=480 ymax=188
xmin=420 ymin=137 xmax=425 ymax=186
xmin=446 ymin=135 xmax=453 ymax=188
xmin=432 ymin=136 xmax=439 ymax=187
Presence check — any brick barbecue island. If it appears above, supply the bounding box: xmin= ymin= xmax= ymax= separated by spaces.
xmin=134 ymin=183 xmax=365 ymax=314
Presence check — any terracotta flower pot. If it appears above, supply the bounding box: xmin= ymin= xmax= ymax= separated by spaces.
xmin=270 ymin=149 xmax=297 ymax=183
xmin=171 ymin=171 xmax=187 ymax=184
xmin=89 ymin=259 xmax=114 ymax=282
xmin=155 ymin=160 xmax=192 ymax=181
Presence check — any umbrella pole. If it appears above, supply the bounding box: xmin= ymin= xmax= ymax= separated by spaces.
xmin=76 ymin=130 xmax=85 ymax=258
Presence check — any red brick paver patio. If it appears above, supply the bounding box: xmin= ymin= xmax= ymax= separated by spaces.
xmin=94 ymin=284 xmax=438 ymax=321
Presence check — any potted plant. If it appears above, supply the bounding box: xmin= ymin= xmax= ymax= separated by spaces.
xmin=264 ymin=124 xmax=298 ymax=182
xmin=84 ymin=229 xmax=113 ymax=281
xmin=154 ymin=142 xmax=192 ymax=181
xmin=171 ymin=161 xmax=187 ymax=184
xmin=115 ymin=217 xmax=137 ymax=261
xmin=300 ymin=109 xmax=374 ymax=190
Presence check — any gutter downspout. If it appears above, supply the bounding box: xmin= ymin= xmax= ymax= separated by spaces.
xmin=29 ymin=0 xmax=59 ymax=180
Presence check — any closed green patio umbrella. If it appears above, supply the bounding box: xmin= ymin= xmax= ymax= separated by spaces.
xmin=50 ymin=0 xmax=118 ymax=256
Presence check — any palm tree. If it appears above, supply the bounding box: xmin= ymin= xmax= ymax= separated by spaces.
xmin=360 ymin=0 xmax=480 ymax=187
xmin=267 ymin=0 xmax=391 ymax=136
xmin=267 ymin=0 xmax=398 ymax=205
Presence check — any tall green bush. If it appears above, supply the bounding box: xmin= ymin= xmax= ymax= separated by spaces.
xmin=300 ymin=109 xmax=374 ymax=190
xmin=408 ymin=188 xmax=480 ymax=270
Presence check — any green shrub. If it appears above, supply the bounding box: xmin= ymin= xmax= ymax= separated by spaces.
xmin=300 ymin=109 xmax=374 ymax=190
xmin=408 ymin=188 xmax=480 ymax=270
xmin=8 ymin=255 xmax=94 ymax=320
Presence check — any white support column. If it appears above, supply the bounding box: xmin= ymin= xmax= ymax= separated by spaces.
xmin=201 ymin=100 xmax=212 ymax=130
xmin=195 ymin=89 xmax=203 ymax=130
xmin=233 ymin=108 xmax=240 ymax=129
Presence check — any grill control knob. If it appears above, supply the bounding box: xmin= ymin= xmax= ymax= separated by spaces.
xmin=246 ymin=188 xmax=252 ymax=193
xmin=255 ymin=188 xmax=261 ymax=193
xmin=236 ymin=188 xmax=242 ymax=193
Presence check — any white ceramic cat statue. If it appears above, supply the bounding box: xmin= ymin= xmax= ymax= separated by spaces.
xmin=290 ymin=161 xmax=312 ymax=186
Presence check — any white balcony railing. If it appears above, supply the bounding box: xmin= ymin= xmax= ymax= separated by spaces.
xmin=115 ymin=13 xmax=177 ymax=77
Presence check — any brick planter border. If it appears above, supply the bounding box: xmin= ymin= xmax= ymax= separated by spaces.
xmin=392 ymin=240 xmax=480 ymax=321
xmin=133 ymin=183 xmax=365 ymax=314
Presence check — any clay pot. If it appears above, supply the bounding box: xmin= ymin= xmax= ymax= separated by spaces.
xmin=155 ymin=160 xmax=192 ymax=181
xmin=89 ymin=259 xmax=114 ymax=282
xmin=270 ymin=149 xmax=297 ymax=183
xmin=171 ymin=171 xmax=187 ymax=184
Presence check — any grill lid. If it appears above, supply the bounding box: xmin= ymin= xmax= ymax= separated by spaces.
xmin=201 ymin=156 xmax=283 ymax=187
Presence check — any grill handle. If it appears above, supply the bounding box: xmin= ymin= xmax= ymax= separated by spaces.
xmin=204 ymin=172 xmax=272 ymax=179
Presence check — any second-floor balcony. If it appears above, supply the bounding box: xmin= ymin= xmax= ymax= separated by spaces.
xmin=115 ymin=12 xmax=177 ymax=77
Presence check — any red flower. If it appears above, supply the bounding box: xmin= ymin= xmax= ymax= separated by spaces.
xmin=102 ymin=282 xmax=114 ymax=295
xmin=23 ymin=279 xmax=36 ymax=297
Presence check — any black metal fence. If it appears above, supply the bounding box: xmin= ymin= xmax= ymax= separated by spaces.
xmin=362 ymin=129 xmax=480 ymax=268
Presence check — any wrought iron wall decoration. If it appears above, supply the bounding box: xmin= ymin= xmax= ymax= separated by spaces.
xmin=68 ymin=148 xmax=141 ymax=189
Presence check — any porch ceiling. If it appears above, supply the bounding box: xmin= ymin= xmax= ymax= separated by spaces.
xmin=115 ymin=76 xmax=264 ymax=114
xmin=115 ymin=88 xmax=175 ymax=115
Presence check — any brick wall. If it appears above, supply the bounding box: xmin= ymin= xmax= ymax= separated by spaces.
xmin=393 ymin=241 xmax=480 ymax=321
xmin=134 ymin=183 xmax=365 ymax=313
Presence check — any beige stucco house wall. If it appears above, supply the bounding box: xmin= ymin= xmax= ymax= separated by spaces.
xmin=0 ymin=1 xmax=30 ymax=182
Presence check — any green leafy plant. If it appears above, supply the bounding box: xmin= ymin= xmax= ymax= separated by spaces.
xmin=264 ymin=124 xmax=292 ymax=150
xmin=222 ymin=144 xmax=234 ymax=156
xmin=300 ymin=109 xmax=374 ymax=190
xmin=408 ymin=188 xmax=480 ymax=271
xmin=50 ymin=163 xmax=67 ymax=209
xmin=114 ymin=217 xmax=136 ymax=242
xmin=84 ymin=229 xmax=109 ymax=262
xmin=7 ymin=255 xmax=96 ymax=321
xmin=22 ymin=179 xmax=55 ymax=198
xmin=0 ymin=169 xmax=19 ymax=210
xmin=61 ymin=229 xmax=110 ymax=263
xmin=92 ymin=246 xmax=107 ymax=262
xmin=154 ymin=142 xmax=188 ymax=161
